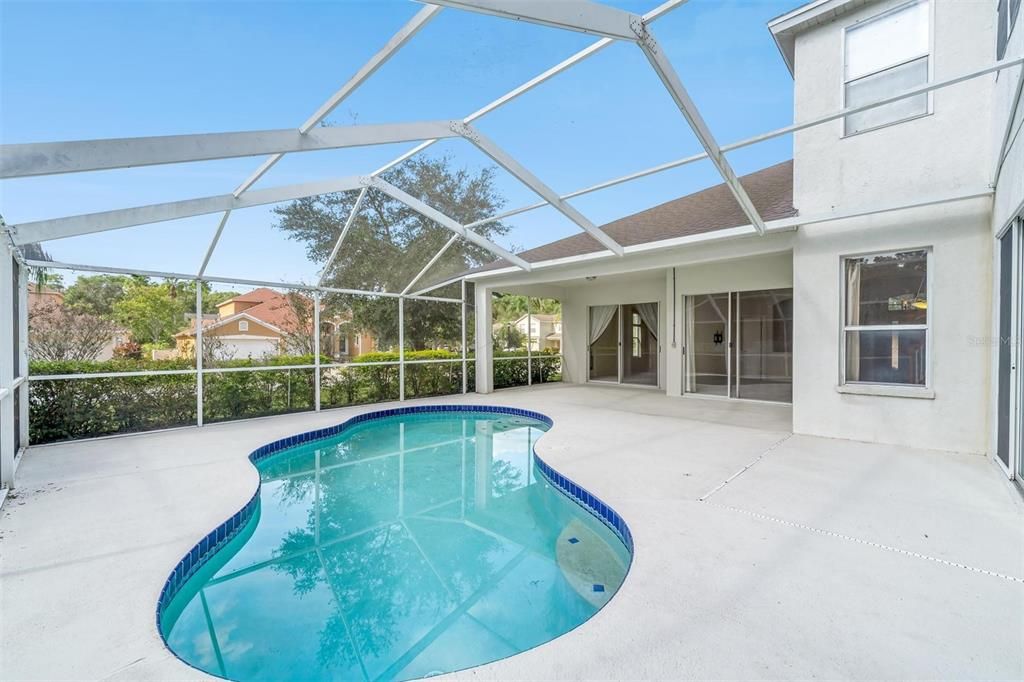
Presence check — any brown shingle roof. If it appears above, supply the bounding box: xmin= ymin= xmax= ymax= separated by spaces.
xmin=474 ymin=159 xmax=795 ymax=273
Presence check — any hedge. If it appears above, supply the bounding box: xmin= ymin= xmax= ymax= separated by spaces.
xmin=28 ymin=350 xmax=562 ymax=444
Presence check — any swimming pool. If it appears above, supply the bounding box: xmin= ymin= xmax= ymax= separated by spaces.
xmin=158 ymin=406 xmax=632 ymax=681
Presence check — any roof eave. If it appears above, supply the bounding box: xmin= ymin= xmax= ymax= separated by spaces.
xmin=767 ymin=0 xmax=876 ymax=77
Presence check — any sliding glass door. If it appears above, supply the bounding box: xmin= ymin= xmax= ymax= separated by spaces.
xmin=735 ymin=289 xmax=794 ymax=402
xmin=588 ymin=303 xmax=658 ymax=386
xmin=685 ymin=294 xmax=730 ymax=396
xmin=683 ymin=288 xmax=793 ymax=402
xmin=996 ymin=219 xmax=1023 ymax=482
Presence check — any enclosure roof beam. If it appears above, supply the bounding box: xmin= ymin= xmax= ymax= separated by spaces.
xmin=317 ymin=187 xmax=368 ymax=287
xmin=369 ymin=0 xmax=687 ymax=178
xmin=198 ymin=6 xmax=441 ymax=278
xmin=465 ymin=151 xmax=707 ymax=229
xmin=460 ymin=53 xmax=1024 ymax=231
xmin=197 ymin=210 xmax=232 ymax=278
xmin=20 ymin=257 xmax=462 ymax=303
xmin=10 ymin=176 xmax=364 ymax=245
xmin=425 ymin=0 xmax=640 ymax=40
xmin=422 ymin=2 xmax=766 ymax=236
xmin=234 ymin=4 xmax=443 ymax=197
xmin=401 ymin=234 xmax=459 ymax=295
xmin=367 ymin=177 xmax=531 ymax=271
xmin=456 ymin=122 xmax=624 ymax=256
xmin=0 ymin=121 xmax=461 ymax=179
xmin=634 ymin=24 xmax=766 ymax=235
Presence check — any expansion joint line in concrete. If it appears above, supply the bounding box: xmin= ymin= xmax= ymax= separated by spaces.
xmin=698 ymin=433 xmax=793 ymax=502
xmin=707 ymin=502 xmax=1024 ymax=586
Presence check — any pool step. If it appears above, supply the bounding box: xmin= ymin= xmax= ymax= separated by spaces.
xmin=555 ymin=519 xmax=626 ymax=608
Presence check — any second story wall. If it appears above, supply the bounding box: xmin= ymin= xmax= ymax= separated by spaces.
xmin=992 ymin=6 xmax=1023 ymax=234
xmin=791 ymin=0 xmax=996 ymax=215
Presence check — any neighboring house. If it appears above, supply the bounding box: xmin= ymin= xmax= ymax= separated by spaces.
xmin=27 ymin=282 xmax=64 ymax=313
xmin=174 ymin=287 xmax=375 ymax=361
xmin=517 ymin=314 xmax=561 ymax=352
xmin=491 ymin=313 xmax=561 ymax=351
xmin=465 ymin=0 xmax=1024 ymax=488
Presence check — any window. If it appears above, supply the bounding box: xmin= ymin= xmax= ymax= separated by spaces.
xmin=238 ymin=320 xmax=249 ymax=332
xmin=843 ymin=0 xmax=930 ymax=135
xmin=843 ymin=249 xmax=929 ymax=386
xmin=998 ymin=0 xmax=1022 ymax=60
xmin=339 ymin=335 xmax=349 ymax=356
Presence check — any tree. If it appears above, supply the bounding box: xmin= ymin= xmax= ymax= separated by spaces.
xmin=113 ymin=279 xmax=189 ymax=346
xmin=492 ymin=294 xmax=561 ymax=324
xmin=15 ymin=240 xmax=58 ymax=292
xmin=64 ymin=274 xmax=135 ymax=318
xmin=492 ymin=322 xmax=524 ymax=351
xmin=28 ymin=301 xmax=119 ymax=361
xmin=274 ymin=156 xmax=511 ymax=350
xmin=111 ymin=280 xmax=239 ymax=347
xmin=279 ymin=291 xmax=316 ymax=356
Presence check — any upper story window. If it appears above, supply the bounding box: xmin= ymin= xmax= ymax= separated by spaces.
xmin=998 ymin=0 xmax=1021 ymax=60
xmin=843 ymin=0 xmax=930 ymax=136
xmin=842 ymin=249 xmax=930 ymax=387
xmin=238 ymin=320 xmax=249 ymax=332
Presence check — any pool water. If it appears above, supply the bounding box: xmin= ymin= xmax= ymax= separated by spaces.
xmin=160 ymin=410 xmax=631 ymax=681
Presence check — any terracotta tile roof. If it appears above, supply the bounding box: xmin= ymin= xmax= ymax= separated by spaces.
xmin=242 ymin=291 xmax=305 ymax=332
xmin=217 ymin=287 xmax=281 ymax=306
xmin=472 ymin=160 xmax=795 ymax=274
xmin=177 ymin=288 xmax=310 ymax=337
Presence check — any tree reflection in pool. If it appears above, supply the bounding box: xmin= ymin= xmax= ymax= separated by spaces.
xmin=160 ymin=410 xmax=631 ymax=682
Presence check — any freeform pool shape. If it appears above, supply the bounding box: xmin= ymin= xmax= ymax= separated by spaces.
xmin=158 ymin=406 xmax=632 ymax=682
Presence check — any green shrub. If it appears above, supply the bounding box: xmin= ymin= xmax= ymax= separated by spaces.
xmin=29 ymin=359 xmax=197 ymax=443
xmin=28 ymin=350 xmax=561 ymax=444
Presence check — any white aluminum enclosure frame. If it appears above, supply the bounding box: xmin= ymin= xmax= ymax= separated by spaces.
xmin=1 ymin=0 xmax=1021 ymax=487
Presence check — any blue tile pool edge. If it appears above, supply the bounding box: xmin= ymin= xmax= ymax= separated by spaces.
xmin=154 ymin=403 xmax=635 ymax=671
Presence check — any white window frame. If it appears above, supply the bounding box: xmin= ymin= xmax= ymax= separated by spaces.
xmin=238 ymin=320 xmax=249 ymax=332
xmin=841 ymin=0 xmax=934 ymax=138
xmin=838 ymin=247 xmax=934 ymax=397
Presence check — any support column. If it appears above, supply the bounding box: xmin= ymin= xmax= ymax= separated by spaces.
xmin=195 ymin=282 xmax=204 ymax=427
xmin=398 ymin=296 xmax=405 ymax=401
xmin=17 ymin=262 xmax=28 ymax=448
xmin=0 ymin=244 xmax=15 ymax=489
xmin=527 ymin=295 xmax=533 ymax=386
xmin=474 ymin=284 xmax=494 ymax=394
xmin=461 ymin=279 xmax=468 ymax=394
xmin=313 ymin=291 xmax=321 ymax=411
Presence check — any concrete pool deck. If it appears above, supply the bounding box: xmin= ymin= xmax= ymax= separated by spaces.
xmin=1 ymin=384 xmax=1022 ymax=680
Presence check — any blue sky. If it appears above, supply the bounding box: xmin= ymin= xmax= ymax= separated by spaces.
xmin=0 ymin=0 xmax=796 ymax=286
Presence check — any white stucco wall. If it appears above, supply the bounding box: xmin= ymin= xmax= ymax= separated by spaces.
xmin=792 ymin=0 xmax=996 ymax=215
xmin=472 ymin=233 xmax=797 ymax=394
xmin=991 ymin=18 xmax=1024 ymax=234
xmin=792 ymin=197 xmax=992 ymax=453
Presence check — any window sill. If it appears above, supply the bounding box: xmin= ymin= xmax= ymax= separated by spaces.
xmin=836 ymin=383 xmax=935 ymax=399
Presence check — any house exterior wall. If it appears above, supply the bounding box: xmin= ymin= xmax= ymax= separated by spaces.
xmin=786 ymin=0 xmax=999 ymax=453
xmin=989 ymin=17 xmax=1023 ymax=474
xmin=792 ymin=197 xmax=992 ymax=453
xmin=792 ymin=0 xmax=995 ymax=216
xmin=992 ymin=12 xmax=1023 ymax=235
xmin=469 ymin=0 xmax=1011 ymax=460
xmin=175 ymin=319 xmax=284 ymax=358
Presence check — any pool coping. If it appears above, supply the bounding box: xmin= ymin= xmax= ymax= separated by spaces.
xmin=154 ymin=403 xmax=634 ymax=677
